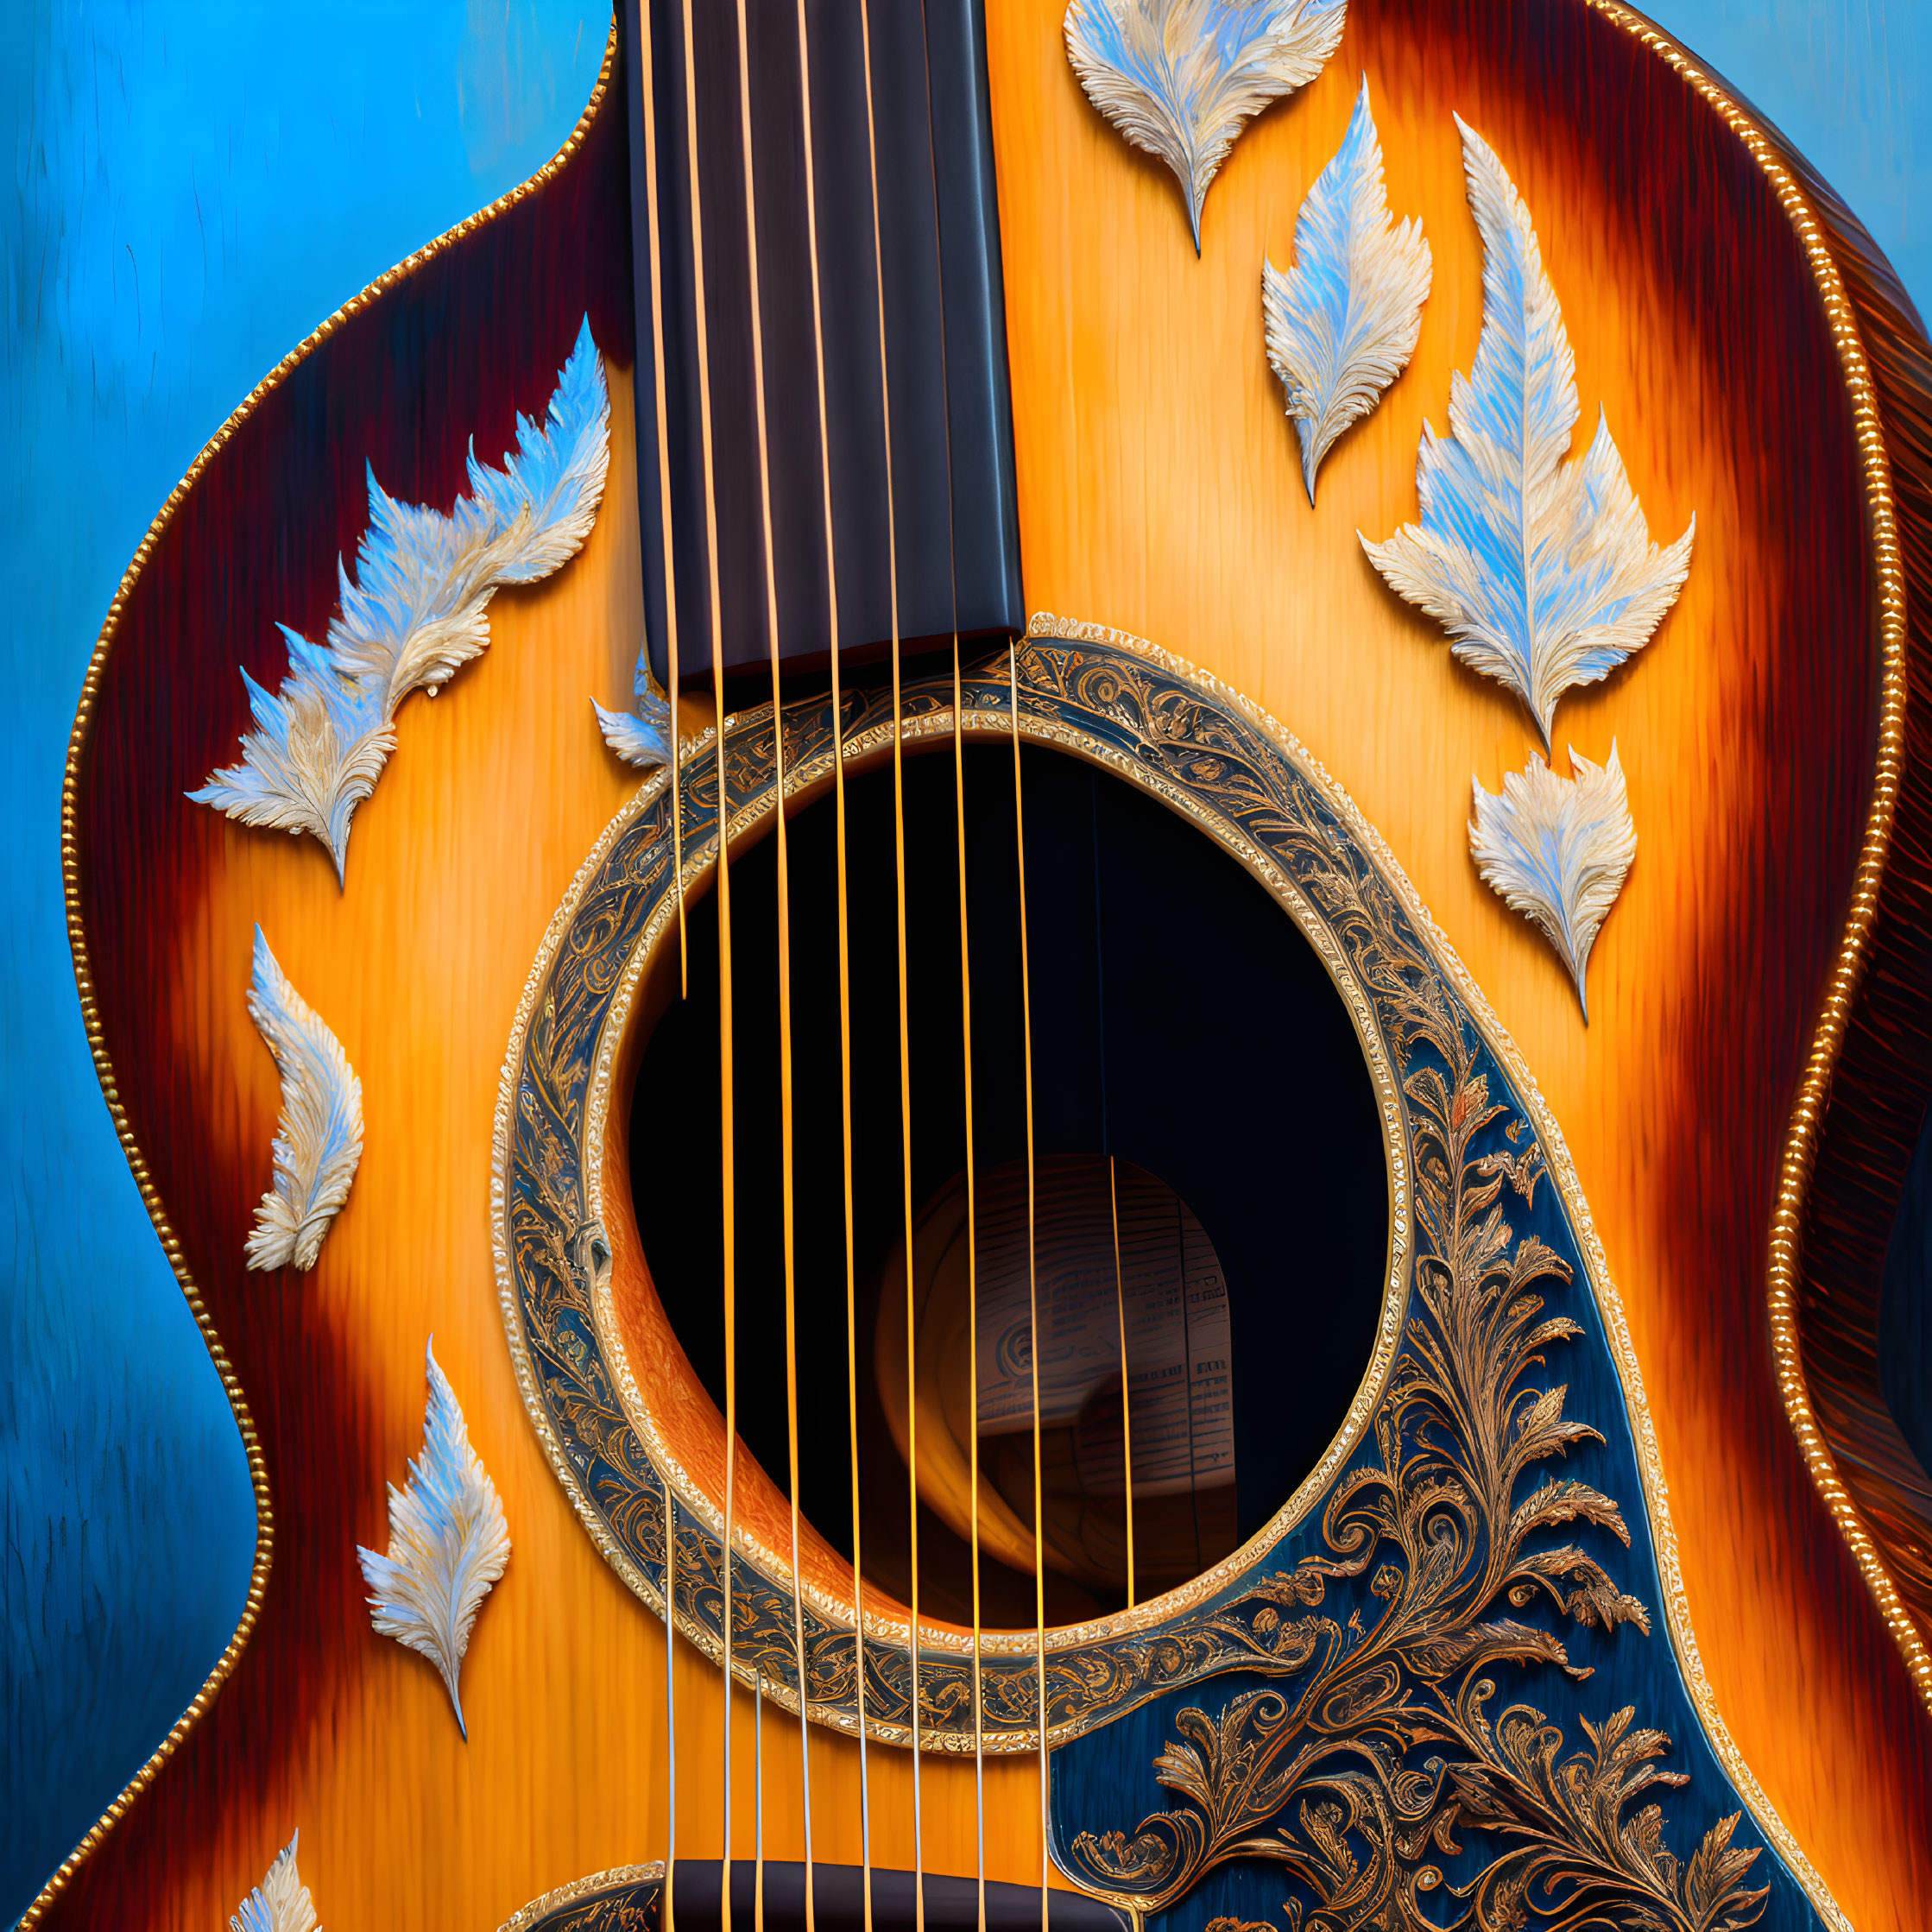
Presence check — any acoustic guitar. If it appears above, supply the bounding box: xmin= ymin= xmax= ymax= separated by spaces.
xmin=40 ymin=3 xmax=1932 ymax=1929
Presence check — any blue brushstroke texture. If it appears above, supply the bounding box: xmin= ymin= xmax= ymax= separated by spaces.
xmin=0 ymin=0 xmax=1923 ymax=1923
xmin=1645 ymin=0 xmax=1930 ymax=328
xmin=0 ymin=3 xmax=598 ymax=1921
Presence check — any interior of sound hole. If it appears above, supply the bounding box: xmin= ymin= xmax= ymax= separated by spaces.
xmin=631 ymin=741 xmax=1387 ymax=1625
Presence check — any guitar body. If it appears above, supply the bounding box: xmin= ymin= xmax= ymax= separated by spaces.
xmin=45 ymin=4 xmax=1932 ymax=1930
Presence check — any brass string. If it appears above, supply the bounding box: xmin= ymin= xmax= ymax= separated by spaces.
xmin=789 ymin=9 xmax=833 ymax=1923
xmin=839 ymin=717 xmax=873 ymax=1932
xmin=1111 ymin=1158 xmax=1134 ymax=1607
xmin=634 ymin=6 xmax=685 ymax=1911
xmin=856 ymin=5 xmax=925 ymax=1926
xmin=634 ymin=0 xmax=685 ymax=998
xmin=1178 ymin=1196 xmax=1202 ymax=1574
xmin=676 ymin=0 xmax=736 ymax=1911
xmin=830 ymin=21 xmax=872 ymax=1921
xmin=754 ymin=1676 xmax=766 ymax=1932
xmin=906 ymin=10 xmax=984 ymax=1921
xmin=1090 ymin=785 xmax=1129 ymax=1607
xmin=1011 ymin=641 xmax=1049 ymax=1932
xmin=955 ymin=639 xmax=986 ymax=1932
xmin=730 ymin=2 xmax=792 ymax=1921
xmin=664 ymin=1478 xmax=679 ymax=1932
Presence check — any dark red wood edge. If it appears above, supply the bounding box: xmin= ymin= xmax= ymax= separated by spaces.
xmin=1775 ymin=138 xmax=1932 ymax=1653
xmin=53 ymin=2 xmax=1932 ymax=1923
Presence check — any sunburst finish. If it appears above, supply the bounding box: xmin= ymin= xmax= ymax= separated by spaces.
xmin=46 ymin=5 xmax=1930 ymax=1930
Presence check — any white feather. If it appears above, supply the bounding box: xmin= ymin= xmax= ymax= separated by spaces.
xmin=193 ymin=319 xmax=611 ymax=881
xmin=357 ymin=1340 xmax=511 ymax=1739
xmin=230 ymin=1831 xmax=320 ymax=1932
xmin=1064 ymin=0 xmax=1346 ymax=252
xmin=1469 ymin=742 xmax=1637 ymax=1022
xmin=1263 ymin=75 xmax=1430 ymax=502
xmin=1361 ymin=119 xmax=1693 ymax=746
xmin=200 ymin=629 xmax=394 ymax=876
xmin=594 ymin=643 xmax=673 ymax=769
xmin=244 ymin=926 xmax=363 ymax=1274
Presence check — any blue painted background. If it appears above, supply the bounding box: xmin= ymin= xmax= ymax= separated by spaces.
xmin=1 ymin=1 xmax=1923 ymax=1923
xmin=0 ymin=3 xmax=601 ymax=1921
xmin=1646 ymin=0 xmax=1931 ymax=322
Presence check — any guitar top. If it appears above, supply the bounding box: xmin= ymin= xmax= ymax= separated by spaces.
xmin=44 ymin=3 xmax=1932 ymax=1930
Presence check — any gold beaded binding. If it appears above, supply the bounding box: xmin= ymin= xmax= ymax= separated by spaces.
xmin=42 ymin=29 xmax=617 ymax=1930
xmin=1582 ymin=1 xmax=1930 ymax=1717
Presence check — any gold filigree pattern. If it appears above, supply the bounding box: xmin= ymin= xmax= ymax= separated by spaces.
xmin=44 ymin=7 xmax=1903 ymax=1930
xmin=496 ymin=1865 xmax=662 ymax=1932
xmin=495 ymin=626 xmax=1830 ymax=1931
xmin=1065 ymin=969 xmax=1767 ymax=1930
xmin=496 ymin=645 xmax=1419 ymax=1752
xmin=45 ymin=28 xmax=618 ymax=1930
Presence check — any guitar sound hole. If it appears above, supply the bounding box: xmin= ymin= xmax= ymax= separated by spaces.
xmin=875 ymin=1152 xmax=1240 ymax=1605
xmin=632 ymin=739 xmax=1387 ymax=1624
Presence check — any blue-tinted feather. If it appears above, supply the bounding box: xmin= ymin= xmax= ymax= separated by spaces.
xmin=1263 ymin=75 xmax=1429 ymax=499
xmin=1362 ymin=123 xmax=1692 ymax=743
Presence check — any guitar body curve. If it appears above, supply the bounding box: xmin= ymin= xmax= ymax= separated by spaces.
xmin=47 ymin=4 xmax=1932 ymax=1929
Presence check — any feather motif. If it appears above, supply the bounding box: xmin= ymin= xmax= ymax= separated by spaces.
xmin=1469 ymin=742 xmax=1637 ymax=1021
xmin=357 ymin=1340 xmax=511 ymax=1738
xmin=1263 ymin=75 xmax=1430 ymax=502
xmin=244 ymin=925 xmax=363 ymax=1273
xmin=230 ymin=1831 xmax=320 ymax=1932
xmin=594 ymin=644 xmax=674 ymax=769
xmin=1064 ymin=0 xmax=1346 ymax=252
xmin=1362 ymin=120 xmax=1693 ymax=747
xmin=193 ymin=318 xmax=610 ymax=881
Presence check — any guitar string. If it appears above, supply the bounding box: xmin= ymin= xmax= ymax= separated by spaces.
xmin=837 ymin=650 xmax=874 ymax=1932
xmin=1178 ymin=1194 xmax=1202 ymax=1575
xmin=1091 ymin=798 xmax=1133 ymax=1607
xmin=1010 ymin=638 xmax=1050 ymax=1932
xmin=674 ymin=0 xmax=737 ymax=1916
xmin=789 ymin=6 xmax=834 ymax=1927
xmin=837 ymin=14 xmax=874 ymax=1928
xmin=665 ymin=1471 xmax=679 ymax=1932
xmin=906 ymin=10 xmax=989 ymax=1925
xmin=674 ymin=14 xmax=1019 ymax=1920
xmin=956 ymin=641 xmax=988 ymax=1932
xmin=1111 ymin=1159 xmax=1134 ymax=1607
xmin=729 ymin=3 xmax=793 ymax=1922
xmin=855 ymin=8 xmax=925 ymax=1929
xmin=634 ymin=0 xmax=685 ymax=1001
xmin=633 ymin=2 xmax=685 ymax=1916
xmin=754 ymin=1676 xmax=766 ymax=1932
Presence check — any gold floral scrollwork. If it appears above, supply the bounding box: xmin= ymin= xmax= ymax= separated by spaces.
xmin=1065 ymin=970 xmax=1770 ymax=1932
xmin=495 ymin=620 xmax=1826 ymax=1924
xmin=496 ymin=1864 xmax=663 ymax=1932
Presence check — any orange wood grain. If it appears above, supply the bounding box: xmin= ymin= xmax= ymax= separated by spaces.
xmin=55 ymin=3 xmax=1932 ymax=1928
xmin=67 ymin=354 xmax=1061 ymax=1931
xmin=982 ymin=0 xmax=1930 ymax=1924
